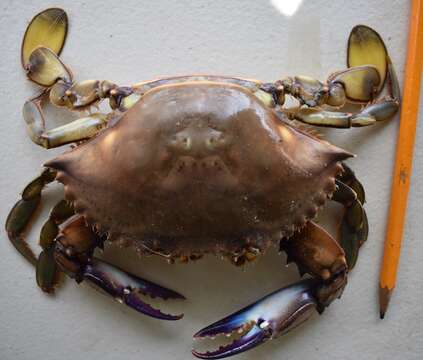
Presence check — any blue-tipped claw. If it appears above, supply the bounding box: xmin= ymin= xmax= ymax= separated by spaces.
xmin=192 ymin=279 xmax=319 ymax=359
xmin=193 ymin=324 xmax=266 ymax=359
xmin=83 ymin=259 xmax=185 ymax=320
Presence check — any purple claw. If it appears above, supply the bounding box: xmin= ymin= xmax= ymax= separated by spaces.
xmin=193 ymin=325 xmax=266 ymax=359
xmin=193 ymin=279 xmax=319 ymax=359
xmin=83 ymin=259 xmax=184 ymax=320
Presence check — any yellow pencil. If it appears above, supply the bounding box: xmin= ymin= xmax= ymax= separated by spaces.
xmin=379 ymin=0 xmax=423 ymax=319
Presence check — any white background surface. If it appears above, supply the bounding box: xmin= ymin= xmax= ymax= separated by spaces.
xmin=1 ymin=1 xmax=422 ymax=359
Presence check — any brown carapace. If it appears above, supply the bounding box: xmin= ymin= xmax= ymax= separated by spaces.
xmin=47 ymin=82 xmax=351 ymax=261
xmin=6 ymin=8 xmax=399 ymax=359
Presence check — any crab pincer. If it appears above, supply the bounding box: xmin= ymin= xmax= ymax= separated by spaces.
xmin=51 ymin=216 xmax=185 ymax=321
xmin=193 ymin=279 xmax=320 ymax=359
xmin=82 ymin=259 xmax=185 ymax=320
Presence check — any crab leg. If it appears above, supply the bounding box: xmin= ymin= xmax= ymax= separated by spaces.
xmin=36 ymin=199 xmax=74 ymax=293
xmin=24 ymin=44 xmax=134 ymax=112
xmin=21 ymin=45 xmax=136 ymax=149
xmin=23 ymin=95 xmax=109 ymax=148
xmin=20 ymin=9 xmax=140 ymax=148
xmin=39 ymin=200 xmax=74 ymax=249
xmin=24 ymin=39 xmax=133 ymax=113
xmin=269 ymin=25 xmax=399 ymax=128
xmin=271 ymin=65 xmax=382 ymax=108
xmin=282 ymin=64 xmax=399 ymax=127
xmin=22 ymin=46 xmax=112 ymax=148
xmin=52 ymin=215 xmax=185 ymax=320
xmin=332 ymin=166 xmax=369 ymax=269
xmin=289 ymin=93 xmax=399 ymax=128
xmin=5 ymin=169 xmax=76 ymax=293
xmin=193 ymin=221 xmax=347 ymax=359
xmin=5 ymin=168 xmax=56 ymax=265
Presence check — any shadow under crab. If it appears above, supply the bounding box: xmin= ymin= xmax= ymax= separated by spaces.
xmin=6 ymin=8 xmax=399 ymax=359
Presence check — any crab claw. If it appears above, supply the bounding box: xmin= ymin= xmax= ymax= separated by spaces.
xmin=193 ymin=279 xmax=319 ymax=359
xmin=83 ymin=259 xmax=185 ymax=320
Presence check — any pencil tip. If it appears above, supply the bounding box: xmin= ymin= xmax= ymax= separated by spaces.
xmin=379 ymin=286 xmax=393 ymax=319
xmin=380 ymin=311 xmax=385 ymax=319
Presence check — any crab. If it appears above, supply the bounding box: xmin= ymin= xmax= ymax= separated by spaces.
xmin=6 ymin=8 xmax=400 ymax=359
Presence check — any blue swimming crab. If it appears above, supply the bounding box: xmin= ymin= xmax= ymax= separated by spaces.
xmin=6 ymin=8 xmax=400 ymax=359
